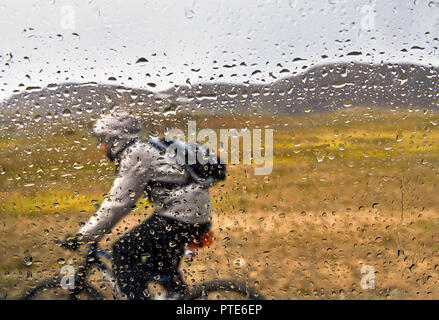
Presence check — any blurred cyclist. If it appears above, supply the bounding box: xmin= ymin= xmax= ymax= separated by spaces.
xmin=62 ymin=112 xmax=213 ymax=299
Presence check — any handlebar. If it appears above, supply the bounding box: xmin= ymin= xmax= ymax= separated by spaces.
xmin=87 ymin=244 xmax=112 ymax=260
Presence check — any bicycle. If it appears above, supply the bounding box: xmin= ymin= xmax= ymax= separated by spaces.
xmin=21 ymin=241 xmax=264 ymax=300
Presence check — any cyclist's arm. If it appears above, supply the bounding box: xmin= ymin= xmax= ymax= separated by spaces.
xmin=78 ymin=145 xmax=152 ymax=242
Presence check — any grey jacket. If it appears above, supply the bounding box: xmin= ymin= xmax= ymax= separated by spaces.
xmin=79 ymin=139 xmax=212 ymax=242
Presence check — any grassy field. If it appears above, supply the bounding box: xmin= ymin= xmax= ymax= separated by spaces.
xmin=2 ymin=106 xmax=439 ymax=299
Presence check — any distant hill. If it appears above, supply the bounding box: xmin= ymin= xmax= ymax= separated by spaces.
xmin=0 ymin=82 xmax=158 ymax=124
xmin=1 ymin=62 xmax=439 ymax=125
xmin=161 ymin=62 xmax=439 ymax=114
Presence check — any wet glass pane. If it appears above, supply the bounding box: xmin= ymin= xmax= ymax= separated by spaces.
xmin=1 ymin=0 xmax=438 ymax=301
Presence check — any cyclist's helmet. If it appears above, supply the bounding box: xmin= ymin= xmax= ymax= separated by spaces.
xmin=92 ymin=112 xmax=143 ymax=160
xmin=93 ymin=112 xmax=142 ymax=140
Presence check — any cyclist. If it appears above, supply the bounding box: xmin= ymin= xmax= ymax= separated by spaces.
xmin=62 ymin=112 xmax=213 ymax=299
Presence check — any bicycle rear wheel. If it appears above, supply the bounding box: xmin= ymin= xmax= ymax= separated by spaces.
xmin=183 ymin=280 xmax=264 ymax=300
xmin=21 ymin=276 xmax=105 ymax=300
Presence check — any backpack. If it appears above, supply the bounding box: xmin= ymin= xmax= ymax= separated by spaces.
xmin=146 ymin=137 xmax=226 ymax=187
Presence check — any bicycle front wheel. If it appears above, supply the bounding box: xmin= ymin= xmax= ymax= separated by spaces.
xmin=21 ymin=276 xmax=105 ymax=300
xmin=183 ymin=280 xmax=264 ymax=300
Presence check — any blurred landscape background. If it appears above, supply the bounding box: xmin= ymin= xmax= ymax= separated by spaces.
xmin=2 ymin=0 xmax=439 ymax=300
xmin=2 ymin=61 xmax=439 ymax=298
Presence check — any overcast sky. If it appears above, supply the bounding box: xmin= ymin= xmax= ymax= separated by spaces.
xmin=0 ymin=0 xmax=438 ymax=101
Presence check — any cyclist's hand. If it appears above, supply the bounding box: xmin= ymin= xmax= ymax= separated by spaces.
xmin=60 ymin=233 xmax=84 ymax=251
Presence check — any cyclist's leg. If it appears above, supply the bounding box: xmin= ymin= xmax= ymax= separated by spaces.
xmin=112 ymin=215 xmax=163 ymax=299
xmin=161 ymin=269 xmax=187 ymax=297
xmin=113 ymin=215 xmax=212 ymax=299
xmin=158 ymin=219 xmax=212 ymax=296
xmin=156 ymin=222 xmax=188 ymax=296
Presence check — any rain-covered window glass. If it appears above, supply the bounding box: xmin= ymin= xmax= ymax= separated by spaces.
xmin=1 ymin=0 xmax=439 ymax=301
